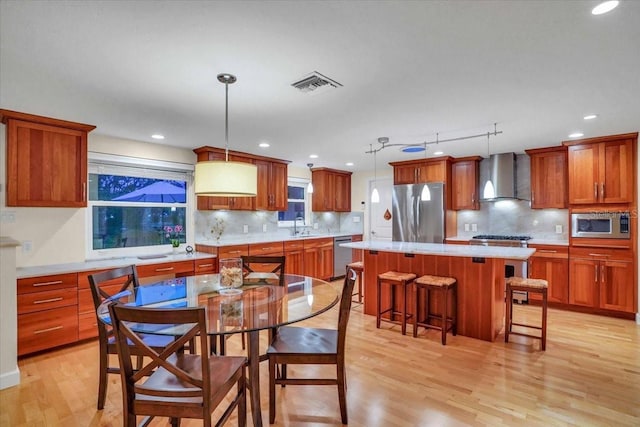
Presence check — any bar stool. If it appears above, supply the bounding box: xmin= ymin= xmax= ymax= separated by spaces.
xmin=413 ymin=275 xmax=457 ymax=345
xmin=376 ymin=271 xmax=416 ymax=335
xmin=346 ymin=261 xmax=364 ymax=303
xmin=505 ymin=277 xmax=548 ymax=351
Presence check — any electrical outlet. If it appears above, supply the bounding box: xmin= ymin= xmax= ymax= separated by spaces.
xmin=313 ymin=223 xmax=319 ymax=229
xmin=0 ymin=211 xmax=16 ymax=222
xmin=353 ymin=216 xmax=361 ymax=223
xmin=471 ymin=224 xmax=478 ymax=232
xmin=464 ymin=223 xmax=470 ymax=232
xmin=22 ymin=240 xmax=32 ymax=253
xmin=262 ymin=224 xmax=267 ymax=232
xmin=243 ymin=225 xmax=249 ymax=233
xmin=555 ymin=225 xmax=563 ymax=234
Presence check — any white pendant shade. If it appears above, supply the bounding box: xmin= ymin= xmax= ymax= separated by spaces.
xmin=307 ymin=182 xmax=314 ymax=194
xmin=420 ymin=184 xmax=431 ymax=201
xmin=194 ymin=161 xmax=257 ymax=196
xmin=371 ymin=187 xmax=380 ymax=203
xmin=483 ymin=179 xmax=495 ymax=199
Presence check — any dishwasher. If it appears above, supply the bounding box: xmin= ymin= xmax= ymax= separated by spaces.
xmin=333 ymin=236 xmax=353 ymax=279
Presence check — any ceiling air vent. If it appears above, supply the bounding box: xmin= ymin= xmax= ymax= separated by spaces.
xmin=291 ymin=71 xmax=342 ymax=94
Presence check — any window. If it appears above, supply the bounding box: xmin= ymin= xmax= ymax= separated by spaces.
xmin=87 ymin=154 xmax=192 ymax=258
xmin=278 ymin=178 xmax=311 ymax=226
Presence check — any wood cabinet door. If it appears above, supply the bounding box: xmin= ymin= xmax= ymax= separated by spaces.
xmin=529 ymin=149 xmax=567 ymax=209
xmin=601 ymin=139 xmax=634 ymax=203
xmin=303 ymin=247 xmax=319 ymax=278
xmin=270 ymin=161 xmax=289 ymax=211
xmin=334 ymin=173 xmax=351 ymax=212
xmin=7 ymin=119 xmax=88 ymax=207
xmin=451 ymin=160 xmax=479 ymax=210
xmin=319 ymin=244 xmax=334 ymax=280
xmin=529 ymin=256 xmax=569 ymax=304
xmin=393 ymin=164 xmax=417 ymax=184
xmin=567 ymin=144 xmax=599 ymax=204
xmin=285 ymin=249 xmax=304 ymax=276
xmin=421 ymin=161 xmax=446 ymax=183
xmin=569 ymin=258 xmax=599 ymax=307
xmin=254 ymin=159 xmax=271 ymax=210
xmin=599 ymin=259 xmax=634 ymax=312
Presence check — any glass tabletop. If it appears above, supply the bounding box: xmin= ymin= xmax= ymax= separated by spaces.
xmin=97 ymin=273 xmax=340 ymax=336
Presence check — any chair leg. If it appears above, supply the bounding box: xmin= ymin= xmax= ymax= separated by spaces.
xmin=269 ymin=358 xmax=276 ymax=424
xmin=413 ymin=285 xmax=419 ymax=338
xmin=238 ymin=373 xmax=247 ymax=427
xmin=452 ymin=284 xmax=457 ymax=336
xmin=376 ymin=279 xmax=382 ymax=329
xmin=337 ymin=362 xmax=348 ymax=424
xmin=97 ymin=344 xmax=108 ymax=410
xmin=441 ymin=286 xmax=448 ymax=345
xmin=401 ymin=281 xmax=407 ymax=336
xmin=542 ymin=290 xmax=548 ymax=351
xmin=357 ymin=271 xmax=363 ymax=303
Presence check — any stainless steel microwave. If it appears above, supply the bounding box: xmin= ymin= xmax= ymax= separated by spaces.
xmin=571 ymin=212 xmax=631 ymax=239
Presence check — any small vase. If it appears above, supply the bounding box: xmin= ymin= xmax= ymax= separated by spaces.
xmin=172 ymin=246 xmax=180 ymax=255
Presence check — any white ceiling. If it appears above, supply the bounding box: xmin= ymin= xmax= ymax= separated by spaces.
xmin=1 ymin=1 xmax=639 ymax=172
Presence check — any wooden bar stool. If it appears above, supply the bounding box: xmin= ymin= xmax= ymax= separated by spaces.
xmin=347 ymin=261 xmax=364 ymax=303
xmin=505 ymin=277 xmax=548 ymax=351
xmin=376 ymin=271 xmax=416 ymax=335
xmin=413 ymin=275 xmax=457 ymax=345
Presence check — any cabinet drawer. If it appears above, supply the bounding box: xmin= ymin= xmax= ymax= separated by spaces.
xmin=569 ymin=246 xmax=633 ymax=261
xmin=78 ymin=311 xmax=99 ymax=341
xmin=137 ymin=260 xmax=194 ymax=278
xmin=249 ymin=242 xmax=284 ymax=256
xmin=284 ymin=240 xmax=304 ymax=251
xmin=218 ymin=244 xmax=249 ymax=259
xmin=18 ymin=288 xmax=77 ymax=314
xmin=194 ymin=258 xmax=217 ymax=274
xmin=18 ymin=306 xmax=79 ymax=356
xmin=529 ymin=244 xmax=568 ymax=259
xmin=304 ymin=237 xmax=333 ymax=249
xmin=18 ymin=272 xmax=77 ymax=295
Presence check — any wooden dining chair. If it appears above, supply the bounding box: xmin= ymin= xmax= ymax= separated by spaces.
xmin=213 ymin=256 xmax=286 ymax=356
xmin=88 ymin=265 xmax=177 ymax=410
xmin=108 ymin=303 xmax=247 ymax=427
xmin=267 ymin=267 xmax=357 ymax=424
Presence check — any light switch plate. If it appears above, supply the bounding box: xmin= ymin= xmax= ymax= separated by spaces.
xmin=471 ymin=224 xmax=478 ymax=232
xmin=243 ymin=225 xmax=249 ymax=233
xmin=262 ymin=224 xmax=267 ymax=232
xmin=464 ymin=223 xmax=470 ymax=232
xmin=555 ymin=225 xmax=563 ymax=234
xmin=353 ymin=216 xmax=361 ymax=223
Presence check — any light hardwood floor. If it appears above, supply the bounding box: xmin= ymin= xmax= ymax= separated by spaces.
xmin=1 ymin=284 xmax=639 ymax=427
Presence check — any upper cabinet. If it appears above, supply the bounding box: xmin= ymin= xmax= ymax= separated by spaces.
xmin=1 ymin=110 xmax=96 ymax=207
xmin=389 ymin=157 xmax=451 ymax=185
xmin=311 ymin=168 xmax=352 ymax=212
xmin=451 ymin=156 xmax=481 ymax=210
xmin=193 ymin=146 xmax=289 ymax=211
xmin=563 ymin=133 xmax=637 ymax=205
xmin=255 ymin=159 xmax=288 ymax=211
xmin=525 ymin=146 xmax=568 ymax=209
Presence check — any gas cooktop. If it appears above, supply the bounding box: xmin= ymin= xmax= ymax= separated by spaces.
xmin=471 ymin=234 xmax=532 ymax=241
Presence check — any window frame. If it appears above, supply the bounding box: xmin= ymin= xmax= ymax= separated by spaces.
xmin=277 ymin=177 xmax=312 ymax=228
xmin=85 ymin=153 xmax=194 ymax=260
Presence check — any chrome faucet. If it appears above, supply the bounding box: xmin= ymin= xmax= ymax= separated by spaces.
xmin=293 ymin=217 xmax=304 ymax=236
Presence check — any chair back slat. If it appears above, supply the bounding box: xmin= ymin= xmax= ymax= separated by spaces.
xmin=241 ymin=255 xmax=286 ymax=287
xmin=337 ymin=268 xmax=357 ymax=355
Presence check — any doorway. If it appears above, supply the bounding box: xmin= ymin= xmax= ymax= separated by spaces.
xmin=368 ymin=177 xmax=393 ymax=241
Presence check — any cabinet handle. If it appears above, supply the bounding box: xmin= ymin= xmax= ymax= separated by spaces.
xmin=33 ymin=280 xmax=63 ymax=287
xmin=34 ymin=297 xmax=63 ymax=305
xmin=197 ymin=263 xmax=213 ymax=268
xmin=594 ymin=265 xmax=598 ymax=283
xmin=601 ymin=265 xmax=606 ymax=284
xmin=601 ymin=183 xmax=605 ymax=199
xmin=154 ymin=267 xmax=175 ymax=272
xmin=531 ymin=191 xmax=534 ymax=204
xmin=229 ymin=250 xmax=242 ymax=254
xmin=594 ymin=182 xmax=598 ymax=200
xmin=34 ymin=325 xmax=63 ymax=335
xmin=588 ymin=253 xmax=610 ymax=257
xmin=538 ymin=250 xmax=557 ymax=253
xmin=471 ymin=192 xmax=475 ymax=204
xmin=83 ymin=182 xmax=87 ymax=202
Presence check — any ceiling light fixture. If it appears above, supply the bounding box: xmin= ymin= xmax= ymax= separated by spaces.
xmin=194 ymin=73 xmax=257 ymax=197
xmin=345 ymin=162 xmax=354 ymax=166
xmin=370 ymin=142 xmax=380 ymax=204
xmin=151 ymin=134 xmax=165 ymax=140
xmin=259 ymin=142 xmax=270 ymax=148
xmin=433 ymin=151 xmax=444 ymax=155
xmin=307 ymin=163 xmax=314 ymax=194
xmin=483 ymin=132 xmax=496 ymax=199
xmin=583 ymin=114 xmax=598 ymax=120
xmin=568 ymin=132 xmax=584 ymax=138
xmin=592 ymin=1 xmax=619 ymax=15
xmin=309 ymin=154 xmax=318 ymax=159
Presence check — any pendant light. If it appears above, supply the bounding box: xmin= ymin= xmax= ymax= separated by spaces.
xmin=194 ymin=73 xmax=257 ymax=197
xmin=420 ymin=141 xmax=431 ymax=201
xmin=482 ymin=132 xmax=496 ymax=199
xmin=371 ymin=143 xmax=380 ymax=203
xmin=307 ymin=163 xmax=314 ymax=194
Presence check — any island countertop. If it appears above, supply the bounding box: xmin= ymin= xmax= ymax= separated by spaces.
xmin=340 ymin=240 xmax=536 ymax=260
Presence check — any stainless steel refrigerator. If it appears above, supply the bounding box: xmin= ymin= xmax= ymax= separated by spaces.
xmin=392 ymin=183 xmax=445 ymax=243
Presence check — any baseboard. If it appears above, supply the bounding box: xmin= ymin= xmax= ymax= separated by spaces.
xmin=0 ymin=367 xmax=20 ymax=390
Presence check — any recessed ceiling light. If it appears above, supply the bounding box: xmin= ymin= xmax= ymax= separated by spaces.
xmin=569 ymin=132 xmax=584 ymax=138
xmin=151 ymin=134 xmax=165 ymax=140
xmin=345 ymin=162 xmax=354 ymax=166
xmin=433 ymin=151 xmax=444 ymax=155
xmin=309 ymin=154 xmax=318 ymax=159
xmin=583 ymin=114 xmax=598 ymax=120
xmin=258 ymin=142 xmax=270 ymax=148
xmin=592 ymin=1 xmax=619 ymax=15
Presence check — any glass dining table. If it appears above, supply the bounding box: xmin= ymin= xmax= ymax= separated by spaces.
xmin=97 ymin=273 xmax=340 ymax=427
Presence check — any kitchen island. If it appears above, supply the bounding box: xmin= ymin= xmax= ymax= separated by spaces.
xmin=340 ymin=241 xmax=535 ymax=342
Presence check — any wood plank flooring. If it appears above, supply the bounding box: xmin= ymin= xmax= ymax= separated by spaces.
xmin=1 ymin=284 xmax=639 ymax=426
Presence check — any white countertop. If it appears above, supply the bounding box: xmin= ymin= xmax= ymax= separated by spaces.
xmin=446 ymin=236 xmax=569 ymax=246
xmin=16 ymin=252 xmax=216 ymax=279
xmin=196 ymin=232 xmax=360 ymax=247
xmin=340 ymin=241 xmax=536 ymax=260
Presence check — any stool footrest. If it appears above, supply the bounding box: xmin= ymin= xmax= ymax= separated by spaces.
xmin=511 ymin=322 xmax=542 ymax=330
xmin=508 ymin=330 xmax=542 ymax=340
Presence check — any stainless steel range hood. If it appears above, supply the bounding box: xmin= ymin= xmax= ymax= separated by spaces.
xmin=481 ymin=152 xmax=526 ymax=201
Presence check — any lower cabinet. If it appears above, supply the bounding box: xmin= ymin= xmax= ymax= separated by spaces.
xmin=284 ymin=240 xmax=305 ymax=276
xmin=569 ymin=247 xmax=635 ymax=313
xmin=527 ymin=244 xmax=569 ymax=304
xmin=303 ymin=237 xmax=334 ymax=281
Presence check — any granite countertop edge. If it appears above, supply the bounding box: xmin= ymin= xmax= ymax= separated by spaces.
xmin=340 ymin=241 xmax=536 ymax=260
xmin=446 ymin=236 xmax=568 ymax=246
xmin=195 ymin=232 xmax=361 ymax=247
